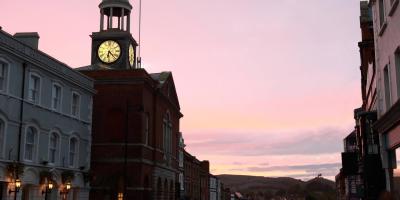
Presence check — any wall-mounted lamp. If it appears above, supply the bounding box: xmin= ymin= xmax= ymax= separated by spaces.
xmin=42 ymin=181 xmax=53 ymax=200
xmin=8 ymin=178 xmax=21 ymax=194
xmin=60 ymin=182 xmax=71 ymax=198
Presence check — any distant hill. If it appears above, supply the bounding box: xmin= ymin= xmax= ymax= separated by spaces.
xmin=217 ymin=174 xmax=336 ymax=200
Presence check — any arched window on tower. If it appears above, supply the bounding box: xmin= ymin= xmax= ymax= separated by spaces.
xmin=163 ymin=113 xmax=172 ymax=154
xmin=144 ymin=113 xmax=149 ymax=145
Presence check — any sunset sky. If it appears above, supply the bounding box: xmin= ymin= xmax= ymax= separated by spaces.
xmin=1 ymin=0 xmax=362 ymax=180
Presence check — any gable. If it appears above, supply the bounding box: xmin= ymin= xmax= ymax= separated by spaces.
xmin=156 ymin=72 xmax=181 ymax=110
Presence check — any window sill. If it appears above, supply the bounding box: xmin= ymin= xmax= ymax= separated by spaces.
xmin=379 ymin=22 xmax=387 ymax=36
xmin=51 ymin=108 xmax=61 ymax=113
xmin=389 ymin=0 xmax=399 ymax=16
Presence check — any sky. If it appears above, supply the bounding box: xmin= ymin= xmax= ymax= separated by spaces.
xmin=0 ymin=0 xmax=362 ymax=180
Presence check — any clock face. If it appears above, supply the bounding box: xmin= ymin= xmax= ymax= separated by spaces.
xmin=129 ymin=44 xmax=134 ymax=67
xmin=98 ymin=40 xmax=121 ymax=63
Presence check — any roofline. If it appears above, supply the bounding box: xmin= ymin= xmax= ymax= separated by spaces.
xmin=0 ymin=28 xmax=95 ymax=94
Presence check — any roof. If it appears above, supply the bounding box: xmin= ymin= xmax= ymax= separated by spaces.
xmin=0 ymin=28 xmax=94 ymax=93
xmin=76 ymin=64 xmax=114 ymax=71
xmin=150 ymin=71 xmax=171 ymax=85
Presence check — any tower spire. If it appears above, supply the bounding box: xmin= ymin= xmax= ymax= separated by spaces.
xmin=99 ymin=0 xmax=133 ymax=32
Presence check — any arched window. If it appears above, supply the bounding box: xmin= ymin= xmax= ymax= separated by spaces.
xmin=163 ymin=113 xmax=172 ymax=154
xmin=69 ymin=137 xmax=78 ymax=167
xmin=48 ymin=132 xmax=59 ymax=164
xmin=24 ymin=127 xmax=37 ymax=161
xmin=144 ymin=113 xmax=149 ymax=145
xmin=0 ymin=60 xmax=8 ymax=92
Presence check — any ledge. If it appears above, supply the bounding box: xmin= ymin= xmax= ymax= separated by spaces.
xmin=374 ymin=99 xmax=400 ymax=133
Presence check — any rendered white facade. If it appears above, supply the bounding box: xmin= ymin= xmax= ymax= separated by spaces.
xmin=0 ymin=29 xmax=95 ymax=200
xmin=371 ymin=0 xmax=400 ymax=192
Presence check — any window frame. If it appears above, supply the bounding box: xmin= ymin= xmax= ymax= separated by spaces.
xmin=68 ymin=136 xmax=79 ymax=168
xmin=48 ymin=131 xmax=60 ymax=165
xmin=163 ymin=113 xmax=172 ymax=154
xmin=395 ymin=48 xmax=400 ymax=100
xmin=0 ymin=59 xmax=9 ymax=93
xmin=28 ymin=72 xmax=42 ymax=105
xmin=51 ymin=82 xmax=63 ymax=112
xmin=24 ymin=126 xmax=39 ymax=162
xmin=144 ymin=113 xmax=149 ymax=145
xmin=0 ymin=116 xmax=7 ymax=159
xmin=384 ymin=64 xmax=392 ymax=111
xmin=378 ymin=0 xmax=388 ymax=36
xmin=389 ymin=0 xmax=399 ymax=16
xmin=71 ymin=91 xmax=81 ymax=118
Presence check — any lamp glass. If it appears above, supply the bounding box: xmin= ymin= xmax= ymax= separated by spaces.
xmin=118 ymin=192 xmax=123 ymax=200
xmin=66 ymin=182 xmax=71 ymax=190
xmin=15 ymin=179 xmax=21 ymax=189
xmin=48 ymin=182 xmax=53 ymax=190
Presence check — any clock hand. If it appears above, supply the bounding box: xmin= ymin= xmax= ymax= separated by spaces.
xmin=110 ymin=52 xmax=117 ymax=59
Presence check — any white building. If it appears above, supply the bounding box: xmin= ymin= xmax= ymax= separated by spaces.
xmin=0 ymin=29 xmax=95 ymax=199
xmin=370 ymin=0 xmax=400 ymax=193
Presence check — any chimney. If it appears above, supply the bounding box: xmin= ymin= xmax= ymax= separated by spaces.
xmin=201 ymin=160 xmax=210 ymax=172
xmin=13 ymin=32 xmax=40 ymax=49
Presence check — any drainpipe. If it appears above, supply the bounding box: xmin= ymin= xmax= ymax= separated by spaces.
xmin=124 ymin=100 xmax=129 ymax=200
xmin=17 ymin=63 xmax=27 ymax=161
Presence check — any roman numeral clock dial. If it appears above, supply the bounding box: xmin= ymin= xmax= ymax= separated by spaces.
xmin=98 ymin=40 xmax=121 ymax=63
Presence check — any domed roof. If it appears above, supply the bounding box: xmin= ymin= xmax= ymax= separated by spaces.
xmin=99 ymin=0 xmax=132 ymax=10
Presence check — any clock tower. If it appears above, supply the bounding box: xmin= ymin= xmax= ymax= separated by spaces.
xmin=91 ymin=0 xmax=138 ymax=69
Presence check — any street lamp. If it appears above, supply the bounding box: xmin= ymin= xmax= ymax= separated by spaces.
xmin=8 ymin=178 xmax=21 ymax=194
xmin=60 ymin=182 xmax=71 ymax=200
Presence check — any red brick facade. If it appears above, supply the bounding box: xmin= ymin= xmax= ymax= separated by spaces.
xmin=81 ymin=69 xmax=182 ymax=200
xmin=183 ymin=150 xmax=210 ymax=200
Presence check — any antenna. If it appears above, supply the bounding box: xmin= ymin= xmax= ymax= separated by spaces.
xmin=137 ymin=0 xmax=142 ymax=68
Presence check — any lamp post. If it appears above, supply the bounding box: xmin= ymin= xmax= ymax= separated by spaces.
xmin=9 ymin=178 xmax=21 ymax=200
xmin=42 ymin=181 xmax=53 ymax=200
xmin=60 ymin=182 xmax=71 ymax=200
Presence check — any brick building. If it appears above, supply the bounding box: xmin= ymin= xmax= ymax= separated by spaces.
xmin=80 ymin=70 xmax=182 ymax=200
xmin=183 ymin=151 xmax=210 ymax=200
xmin=77 ymin=0 xmax=183 ymax=199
